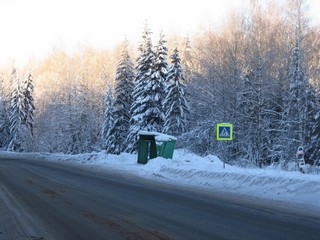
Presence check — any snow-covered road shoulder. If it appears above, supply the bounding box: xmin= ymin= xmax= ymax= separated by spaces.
xmin=1 ymin=149 xmax=319 ymax=209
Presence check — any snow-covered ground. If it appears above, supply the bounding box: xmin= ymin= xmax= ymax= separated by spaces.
xmin=1 ymin=149 xmax=320 ymax=209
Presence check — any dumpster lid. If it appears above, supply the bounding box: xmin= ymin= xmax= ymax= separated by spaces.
xmin=138 ymin=131 xmax=177 ymax=141
xmin=155 ymin=133 xmax=177 ymax=141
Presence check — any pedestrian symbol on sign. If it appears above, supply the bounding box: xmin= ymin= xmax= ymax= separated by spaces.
xmin=220 ymin=128 xmax=230 ymax=137
xmin=216 ymin=123 xmax=233 ymax=141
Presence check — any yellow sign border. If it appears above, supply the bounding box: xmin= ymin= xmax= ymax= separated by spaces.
xmin=216 ymin=123 xmax=233 ymax=141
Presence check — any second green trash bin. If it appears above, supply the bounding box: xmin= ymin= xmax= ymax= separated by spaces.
xmin=155 ymin=133 xmax=177 ymax=159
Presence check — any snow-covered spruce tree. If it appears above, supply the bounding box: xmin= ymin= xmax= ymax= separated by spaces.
xmin=105 ymin=41 xmax=134 ymax=154
xmin=235 ymin=3 xmax=281 ymax=167
xmin=126 ymin=24 xmax=156 ymax=153
xmin=284 ymin=43 xmax=307 ymax=162
xmin=102 ymin=85 xmax=114 ymax=149
xmin=22 ymin=73 xmax=35 ymax=136
xmin=305 ymin=85 xmax=320 ymax=161
xmin=65 ymin=77 xmax=100 ymax=154
xmin=181 ymin=36 xmax=194 ymax=83
xmin=0 ymin=76 xmax=10 ymax=149
xmin=237 ymin=65 xmax=276 ymax=167
xmin=163 ymin=47 xmax=189 ymax=136
xmin=153 ymin=32 xmax=169 ymax=85
xmin=282 ymin=0 xmax=310 ymax=163
xmin=0 ymin=103 xmax=10 ymax=149
xmin=147 ymin=32 xmax=168 ymax=128
xmin=64 ymin=85 xmax=82 ymax=154
xmin=7 ymin=69 xmax=26 ymax=151
xmin=308 ymin=110 xmax=320 ymax=161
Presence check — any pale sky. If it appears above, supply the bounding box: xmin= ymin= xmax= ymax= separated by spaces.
xmin=0 ymin=0 xmax=319 ymax=67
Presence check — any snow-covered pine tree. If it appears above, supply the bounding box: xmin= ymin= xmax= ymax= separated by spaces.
xmin=181 ymin=36 xmax=194 ymax=83
xmin=102 ymin=84 xmax=114 ymax=149
xmin=0 ymin=104 xmax=9 ymax=149
xmin=0 ymin=76 xmax=10 ymax=148
xmin=64 ymin=85 xmax=81 ymax=154
xmin=146 ymin=32 xmax=168 ymax=129
xmin=126 ymin=23 xmax=156 ymax=153
xmin=7 ymin=69 xmax=26 ymax=151
xmin=163 ymin=47 xmax=189 ymax=136
xmin=153 ymin=32 xmax=169 ymax=84
xmin=105 ymin=41 xmax=134 ymax=154
xmin=282 ymin=0 xmax=310 ymax=163
xmin=284 ymin=43 xmax=307 ymax=162
xmin=235 ymin=3 xmax=280 ymax=167
xmin=308 ymin=110 xmax=320 ymax=161
xmin=22 ymin=73 xmax=35 ymax=136
xmin=237 ymin=66 xmax=274 ymax=166
xmin=305 ymin=84 xmax=320 ymax=161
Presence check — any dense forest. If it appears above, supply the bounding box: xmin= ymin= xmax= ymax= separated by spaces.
xmin=0 ymin=0 xmax=319 ymax=170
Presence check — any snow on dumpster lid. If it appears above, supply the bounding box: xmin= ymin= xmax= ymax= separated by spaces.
xmin=155 ymin=133 xmax=177 ymax=141
xmin=138 ymin=131 xmax=177 ymax=141
xmin=138 ymin=130 xmax=159 ymax=136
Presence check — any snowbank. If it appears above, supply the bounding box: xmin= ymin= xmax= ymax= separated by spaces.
xmin=1 ymin=149 xmax=319 ymax=208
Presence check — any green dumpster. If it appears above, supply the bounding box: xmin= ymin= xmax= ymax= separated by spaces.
xmin=137 ymin=132 xmax=157 ymax=164
xmin=155 ymin=134 xmax=177 ymax=159
xmin=162 ymin=140 xmax=176 ymax=159
xmin=137 ymin=131 xmax=177 ymax=164
xmin=156 ymin=142 xmax=165 ymax=157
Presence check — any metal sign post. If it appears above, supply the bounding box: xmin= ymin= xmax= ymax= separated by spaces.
xmin=216 ymin=123 xmax=233 ymax=168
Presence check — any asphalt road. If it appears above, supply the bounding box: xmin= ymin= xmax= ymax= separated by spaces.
xmin=0 ymin=157 xmax=319 ymax=240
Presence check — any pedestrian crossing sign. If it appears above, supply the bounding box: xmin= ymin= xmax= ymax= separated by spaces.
xmin=216 ymin=123 xmax=233 ymax=141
